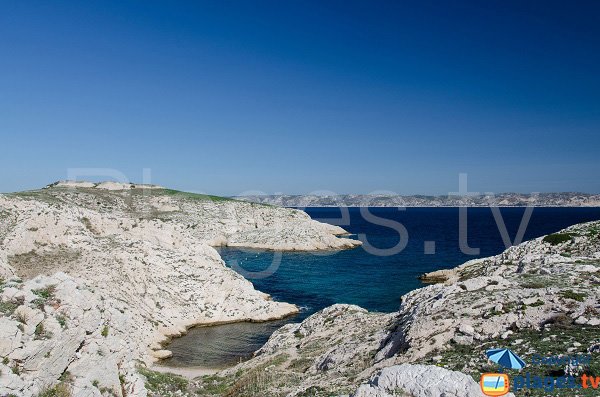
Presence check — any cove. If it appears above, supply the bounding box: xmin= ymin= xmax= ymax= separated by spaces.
xmin=162 ymin=207 xmax=600 ymax=368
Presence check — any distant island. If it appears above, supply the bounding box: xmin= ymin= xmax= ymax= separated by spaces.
xmin=235 ymin=192 xmax=600 ymax=207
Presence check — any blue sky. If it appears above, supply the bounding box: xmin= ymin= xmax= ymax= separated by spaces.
xmin=1 ymin=1 xmax=599 ymax=195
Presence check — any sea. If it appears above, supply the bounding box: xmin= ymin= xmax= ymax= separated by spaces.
xmin=161 ymin=207 xmax=600 ymax=368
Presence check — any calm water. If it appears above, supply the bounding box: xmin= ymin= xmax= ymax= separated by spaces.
xmin=163 ymin=207 xmax=600 ymax=368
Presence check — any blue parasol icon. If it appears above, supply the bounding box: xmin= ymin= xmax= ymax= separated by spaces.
xmin=486 ymin=348 xmax=526 ymax=370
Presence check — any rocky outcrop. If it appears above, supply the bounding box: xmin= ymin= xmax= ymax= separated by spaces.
xmin=352 ymin=364 xmax=503 ymax=397
xmin=0 ymin=183 xmax=360 ymax=397
xmin=377 ymin=221 xmax=600 ymax=364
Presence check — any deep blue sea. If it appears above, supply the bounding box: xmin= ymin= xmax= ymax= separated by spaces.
xmin=162 ymin=207 xmax=600 ymax=368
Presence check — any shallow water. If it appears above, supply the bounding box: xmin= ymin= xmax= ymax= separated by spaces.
xmin=163 ymin=207 xmax=600 ymax=368
xmin=161 ymin=318 xmax=295 ymax=368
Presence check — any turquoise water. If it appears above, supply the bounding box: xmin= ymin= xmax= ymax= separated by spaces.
xmin=163 ymin=207 xmax=600 ymax=367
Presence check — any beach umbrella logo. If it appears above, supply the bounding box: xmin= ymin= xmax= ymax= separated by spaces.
xmin=486 ymin=348 xmax=526 ymax=370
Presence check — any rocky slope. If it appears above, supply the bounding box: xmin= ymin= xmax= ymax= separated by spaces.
xmin=187 ymin=221 xmax=599 ymax=397
xmin=236 ymin=192 xmax=600 ymax=207
xmin=0 ymin=182 xmax=360 ymax=397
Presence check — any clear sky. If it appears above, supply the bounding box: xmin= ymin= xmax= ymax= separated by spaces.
xmin=1 ymin=1 xmax=599 ymax=195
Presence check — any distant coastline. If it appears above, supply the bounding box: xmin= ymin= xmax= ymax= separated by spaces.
xmin=235 ymin=192 xmax=600 ymax=207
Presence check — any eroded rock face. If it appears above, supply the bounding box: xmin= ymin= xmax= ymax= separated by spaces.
xmin=0 ymin=274 xmax=132 ymax=396
xmin=0 ymin=183 xmax=360 ymax=397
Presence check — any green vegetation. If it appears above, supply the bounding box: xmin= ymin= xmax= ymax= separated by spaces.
xmin=560 ymin=290 xmax=586 ymax=302
xmin=288 ymin=356 xmax=313 ymax=372
xmin=194 ymin=355 xmax=304 ymax=397
xmin=34 ymin=322 xmax=52 ymax=339
xmin=0 ymin=300 xmax=19 ymax=316
xmin=528 ymin=299 xmax=545 ymax=307
xmin=36 ymin=382 xmax=72 ymax=397
xmin=198 ymin=375 xmax=230 ymax=395
xmin=32 ymin=298 xmax=46 ymax=311
xmin=269 ymin=353 xmax=290 ymax=366
xmin=137 ymin=367 xmax=188 ymax=395
xmin=56 ymin=315 xmax=67 ymax=328
xmin=32 ymin=285 xmax=58 ymax=311
xmin=32 ymin=285 xmax=57 ymax=300
xmin=543 ymin=233 xmax=573 ymax=245
xmin=425 ymin=321 xmax=599 ymax=396
xmin=101 ymin=325 xmax=109 ymax=337
xmin=520 ymin=281 xmax=547 ymax=289
xmin=295 ymin=386 xmax=328 ymax=396
xmin=585 ymin=226 xmax=600 ymax=237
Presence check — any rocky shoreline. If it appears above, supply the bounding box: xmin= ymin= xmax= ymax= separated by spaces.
xmin=187 ymin=221 xmax=599 ymax=397
xmin=0 ymin=182 xmax=360 ymax=397
xmin=1 ymin=182 xmax=598 ymax=397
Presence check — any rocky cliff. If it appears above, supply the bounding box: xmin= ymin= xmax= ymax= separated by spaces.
xmin=0 ymin=182 xmax=360 ymax=397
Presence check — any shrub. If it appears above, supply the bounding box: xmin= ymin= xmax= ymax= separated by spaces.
xmin=0 ymin=300 xmax=19 ymax=316
xmin=36 ymin=383 xmax=72 ymax=397
xmin=101 ymin=325 xmax=109 ymax=337
xmin=560 ymin=290 xmax=586 ymax=302
xmin=33 ymin=285 xmax=56 ymax=300
xmin=34 ymin=322 xmax=51 ymax=339
xmin=543 ymin=233 xmax=572 ymax=245
xmin=528 ymin=299 xmax=545 ymax=307
xmin=543 ymin=313 xmax=574 ymax=329
xmin=137 ymin=367 xmax=188 ymax=394
xmin=56 ymin=315 xmax=67 ymax=328
xmin=521 ymin=281 xmax=546 ymax=289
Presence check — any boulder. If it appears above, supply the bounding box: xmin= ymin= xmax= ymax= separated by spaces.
xmin=0 ymin=317 xmax=22 ymax=356
xmin=352 ymin=364 xmax=512 ymax=397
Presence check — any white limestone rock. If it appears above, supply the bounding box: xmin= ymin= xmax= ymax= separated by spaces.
xmin=351 ymin=364 xmax=511 ymax=397
xmin=0 ymin=317 xmax=22 ymax=356
xmin=0 ymin=182 xmax=361 ymax=396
